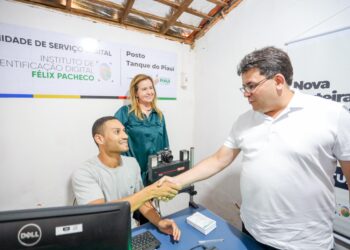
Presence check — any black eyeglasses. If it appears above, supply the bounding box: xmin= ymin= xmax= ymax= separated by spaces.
xmin=239 ymin=78 xmax=269 ymax=94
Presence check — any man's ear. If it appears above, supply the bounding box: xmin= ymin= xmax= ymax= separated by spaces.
xmin=274 ymin=73 xmax=286 ymax=90
xmin=94 ymin=134 xmax=104 ymax=145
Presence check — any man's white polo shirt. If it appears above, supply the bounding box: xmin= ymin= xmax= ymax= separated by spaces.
xmin=224 ymin=91 xmax=350 ymax=250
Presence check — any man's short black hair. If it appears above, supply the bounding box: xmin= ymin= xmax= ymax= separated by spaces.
xmin=237 ymin=46 xmax=293 ymax=86
xmin=92 ymin=116 xmax=117 ymax=139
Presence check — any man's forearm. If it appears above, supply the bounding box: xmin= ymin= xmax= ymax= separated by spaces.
xmin=175 ymin=156 xmax=222 ymax=187
xmin=115 ymin=181 xmax=180 ymax=212
xmin=175 ymin=146 xmax=240 ymax=187
xmin=139 ymin=202 xmax=161 ymax=226
xmin=115 ymin=188 xmax=153 ymax=212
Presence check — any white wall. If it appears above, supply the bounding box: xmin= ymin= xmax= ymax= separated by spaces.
xmin=1 ymin=0 xmax=350 ymax=241
xmin=192 ymin=0 xmax=350 ymax=229
xmin=0 ymin=0 xmax=195 ymax=213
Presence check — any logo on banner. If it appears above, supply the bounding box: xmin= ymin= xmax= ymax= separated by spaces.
xmin=99 ymin=63 xmax=112 ymax=81
xmin=153 ymin=75 xmax=171 ymax=86
xmin=335 ymin=203 xmax=350 ymax=218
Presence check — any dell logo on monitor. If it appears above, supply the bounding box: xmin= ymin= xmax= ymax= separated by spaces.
xmin=17 ymin=223 xmax=42 ymax=247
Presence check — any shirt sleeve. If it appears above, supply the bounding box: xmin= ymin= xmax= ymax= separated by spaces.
xmin=114 ymin=105 xmax=129 ymax=125
xmin=72 ymin=167 xmax=104 ymax=205
xmin=334 ymin=106 xmax=350 ymax=161
xmin=224 ymin=121 xmax=239 ymax=149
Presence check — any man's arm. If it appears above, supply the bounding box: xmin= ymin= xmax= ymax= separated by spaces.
xmin=339 ymin=160 xmax=350 ymax=198
xmin=138 ymin=201 xmax=181 ymax=241
xmin=88 ymin=181 xmax=180 ymax=212
xmin=161 ymin=145 xmax=240 ymax=188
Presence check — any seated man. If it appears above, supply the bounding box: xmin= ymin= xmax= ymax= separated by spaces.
xmin=72 ymin=116 xmax=181 ymax=240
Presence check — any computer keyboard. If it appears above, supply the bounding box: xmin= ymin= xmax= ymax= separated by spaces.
xmin=132 ymin=230 xmax=161 ymax=250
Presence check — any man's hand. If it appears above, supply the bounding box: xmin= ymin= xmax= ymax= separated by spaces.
xmin=146 ymin=181 xmax=181 ymax=201
xmin=155 ymin=176 xmax=183 ymax=201
xmin=157 ymin=219 xmax=181 ymax=241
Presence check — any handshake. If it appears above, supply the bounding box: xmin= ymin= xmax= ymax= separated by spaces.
xmin=145 ymin=176 xmax=182 ymax=201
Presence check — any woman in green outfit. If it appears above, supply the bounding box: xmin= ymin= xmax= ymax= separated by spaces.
xmin=114 ymin=74 xmax=169 ymax=186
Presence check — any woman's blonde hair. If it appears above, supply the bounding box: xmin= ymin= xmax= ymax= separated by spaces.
xmin=129 ymin=74 xmax=163 ymax=120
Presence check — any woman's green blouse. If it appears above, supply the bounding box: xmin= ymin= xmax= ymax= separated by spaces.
xmin=115 ymin=105 xmax=169 ymax=185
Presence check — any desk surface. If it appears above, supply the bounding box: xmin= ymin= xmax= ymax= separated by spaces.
xmin=132 ymin=205 xmax=263 ymax=250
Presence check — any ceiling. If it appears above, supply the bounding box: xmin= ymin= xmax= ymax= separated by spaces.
xmin=14 ymin=0 xmax=243 ymax=46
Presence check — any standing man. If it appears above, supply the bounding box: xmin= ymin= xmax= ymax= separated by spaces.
xmin=160 ymin=47 xmax=350 ymax=249
xmin=72 ymin=116 xmax=181 ymax=240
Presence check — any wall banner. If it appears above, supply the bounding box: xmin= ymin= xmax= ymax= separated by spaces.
xmin=0 ymin=23 xmax=177 ymax=99
xmin=287 ymin=28 xmax=350 ymax=242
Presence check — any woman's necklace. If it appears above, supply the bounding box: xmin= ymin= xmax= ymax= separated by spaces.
xmin=141 ymin=105 xmax=152 ymax=112
xmin=141 ymin=107 xmax=152 ymax=117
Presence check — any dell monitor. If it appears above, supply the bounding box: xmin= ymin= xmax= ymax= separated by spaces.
xmin=0 ymin=202 xmax=131 ymax=250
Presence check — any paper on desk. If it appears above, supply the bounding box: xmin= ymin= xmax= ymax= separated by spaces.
xmin=186 ymin=212 xmax=216 ymax=235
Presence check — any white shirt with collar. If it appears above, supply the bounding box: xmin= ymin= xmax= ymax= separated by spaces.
xmin=224 ymin=91 xmax=350 ymax=250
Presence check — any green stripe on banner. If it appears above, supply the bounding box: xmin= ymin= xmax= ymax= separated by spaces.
xmin=158 ymin=97 xmax=176 ymax=100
